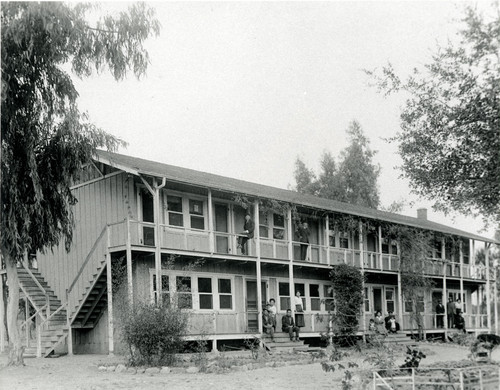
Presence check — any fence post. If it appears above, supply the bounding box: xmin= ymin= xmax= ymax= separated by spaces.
xmin=25 ymin=298 xmax=30 ymax=348
xmin=373 ymin=371 xmax=376 ymax=390
xmin=459 ymin=370 xmax=464 ymax=389
xmin=36 ymin=322 xmax=42 ymax=358
xmin=478 ymin=368 xmax=483 ymax=389
xmin=412 ymin=368 xmax=416 ymax=390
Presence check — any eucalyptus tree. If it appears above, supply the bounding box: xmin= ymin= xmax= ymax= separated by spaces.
xmin=1 ymin=2 xmax=160 ymax=364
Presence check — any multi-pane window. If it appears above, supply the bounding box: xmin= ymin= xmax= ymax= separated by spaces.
xmin=279 ymin=282 xmax=290 ymax=311
xmin=218 ymin=278 xmax=232 ymax=310
xmin=259 ymin=211 xmax=269 ymax=238
xmin=391 ymin=242 xmax=398 ymax=255
xmin=364 ymin=287 xmax=370 ymax=312
xmin=404 ymin=294 xmax=424 ymax=313
xmin=152 ymin=275 xmax=170 ymax=305
xmin=339 ymin=232 xmax=349 ymax=249
xmin=324 ymin=285 xmax=334 ymax=311
xmin=309 ymin=284 xmax=321 ymax=311
xmin=198 ymin=277 xmax=213 ymax=309
xmin=167 ymin=196 xmax=183 ymax=227
xmin=176 ymin=276 xmax=192 ymax=309
xmin=386 ymin=288 xmax=395 ymax=313
xmin=382 ymin=238 xmax=389 ymax=254
xmin=189 ymin=200 xmax=205 ymax=230
xmin=329 ymin=232 xmax=336 ymax=247
xmin=273 ymin=214 xmax=285 ymax=239
xmin=294 ymin=283 xmax=306 ymax=310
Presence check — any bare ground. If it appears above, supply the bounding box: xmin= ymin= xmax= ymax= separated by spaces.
xmin=0 ymin=344 xmax=498 ymax=390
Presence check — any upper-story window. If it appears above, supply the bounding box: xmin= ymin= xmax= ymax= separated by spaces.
xmin=259 ymin=212 xmax=287 ymax=239
xmin=167 ymin=196 xmax=183 ymax=227
xmin=273 ymin=214 xmax=285 ymax=239
xmin=339 ymin=232 xmax=349 ymax=249
xmin=189 ymin=200 xmax=205 ymax=230
xmin=259 ymin=211 xmax=269 ymax=238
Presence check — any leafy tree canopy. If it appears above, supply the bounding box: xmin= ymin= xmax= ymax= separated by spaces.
xmin=1 ymin=2 xmax=160 ymax=261
xmin=367 ymin=5 xmax=500 ymax=227
xmin=293 ymin=120 xmax=380 ymax=209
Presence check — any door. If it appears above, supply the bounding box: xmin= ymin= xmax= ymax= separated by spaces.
xmin=246 ymin=280 xmax=267 ymax=332
xmin=214 ymin=204 xmax=229 ymax=253
xmin=373 ymin=287 xmax=383 ymax=313
xmin=141 ymin=190 xmax=155 ymax=245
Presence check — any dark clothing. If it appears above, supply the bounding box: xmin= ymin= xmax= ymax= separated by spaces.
xmin=239 ymin=218 xmax=255 ymax=254
xmin=282 ymin=315 xmax=300 ymax=340
xmin=455 ymin=315 xmax=466 ymax=333
xmin=262 ymin=313 xmax=275 ymax=340
xmin=297 ymin=225 xmax=310 ymax=260
xmin=436 ymin=303 xmax=445 ymax=328
xmin=447 ymin=301 xmax=455 ymax=328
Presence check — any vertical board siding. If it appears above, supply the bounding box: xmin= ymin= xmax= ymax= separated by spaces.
xmin=37 ymin=173 xmax=135 ymax=315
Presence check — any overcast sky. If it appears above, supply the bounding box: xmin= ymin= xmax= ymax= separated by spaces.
xmin=72 ymin=1 xmax=496 ymax=240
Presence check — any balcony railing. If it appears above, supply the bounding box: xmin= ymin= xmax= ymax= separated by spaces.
xmin=107 ymin=220 xmax=487 ymax=280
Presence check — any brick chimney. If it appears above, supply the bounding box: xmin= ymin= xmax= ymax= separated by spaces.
xmin=417 ymin=208 xmax=427 ymax=220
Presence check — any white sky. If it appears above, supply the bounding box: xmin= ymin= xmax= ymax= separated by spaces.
xmin=71 ymin=1 xmax=496 ymax=240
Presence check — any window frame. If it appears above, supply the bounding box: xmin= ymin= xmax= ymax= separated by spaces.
xmin=162 ymin=191 xmax=207 ymax=231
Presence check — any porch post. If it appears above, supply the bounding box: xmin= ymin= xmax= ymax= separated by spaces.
xmin=0 ymin=272 xmax=5 ymax=353
xmin=154 ymin=178 xmax=166 ymax=305
xmin=359 ymin=222 xmax=366 ymax=342
xmin=325 ymin=215 xmax=330 ymax=266
xmin=208 ymin=189 xmax=214 ymax=254
xmin=378 ymin=226 xmax=383 ymax=271
xmin=494 ymin=259 xmax=498 ymax=335
xmin=106 ymin=226 xmax=114 ymax=355
xmin=442 ymin=237 xmax=448 ymax=340
xmin=254 ymin=200 xmax=263 ymax=337
xmin=485 ymin=242 xmax=491 ymax=332
xmin=287 ymin=208 xmax=294 ymax=319
xmin=126 ymin=216 xmax=133 ymax=306
xmin=459 ymin=241 xmax=464 ymax=327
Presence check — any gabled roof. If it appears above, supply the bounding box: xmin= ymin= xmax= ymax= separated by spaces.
xmin=94 ymin=150 xmax=496 ymax=243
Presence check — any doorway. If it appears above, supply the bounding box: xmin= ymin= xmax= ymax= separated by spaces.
xmin=246 ymin=280 xmax=267 ymax=331
xmin=214 ymin=204 xmax=229 ymax=253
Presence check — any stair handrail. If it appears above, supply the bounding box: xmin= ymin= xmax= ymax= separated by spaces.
xmin=18 ymin=282 xmax=47 ymax=322
xmin=67 ymin=225 xmax=108 ymax=298
xmin=21 ymin=261 xmax=50 ymax=319
xmin=20 ymin=303 xmax=47 ymax=333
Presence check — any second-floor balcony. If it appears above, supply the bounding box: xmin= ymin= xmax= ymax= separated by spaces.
xmin=107 ymin=219 xmax=487 ymax=281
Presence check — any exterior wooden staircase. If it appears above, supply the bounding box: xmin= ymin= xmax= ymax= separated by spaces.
xmin=18 ymin=267 xmax=68 ymax=358
xmin=261 ymin=333 xmax=310 ymax=353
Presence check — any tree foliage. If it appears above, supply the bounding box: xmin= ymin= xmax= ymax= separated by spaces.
xmin=1 ymin=1 xmax=159 ymax=365
xmin=329 ymin=264 xmax=364 ymax=337
xmin=367 ymin=5 xmax=500 ymax=226
xmin=294 ymin=121 xmax=380 ymax=209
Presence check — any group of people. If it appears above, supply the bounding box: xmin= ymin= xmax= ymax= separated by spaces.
xmin=436 ymin=297 xmax=466 ymax=332
xmin=369 ymin=311 xmax=400 ymax=335
xmin=262 ymin=292 xmax=305 ymax=342
xmin=237 ymin=213 xmax=311 ymax=261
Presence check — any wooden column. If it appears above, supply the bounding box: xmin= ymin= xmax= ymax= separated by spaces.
xmin=254 ymin=201 xmax=263 ymax=336
xmin=0 ymin=272 xmax=5 ymax=353
xmin=494 ymin=258 xmax=499 ymax=335
xmin=154 ymin=181 xmax=162 ymax=305
xmin=442 ymin=237 xmax=448 ymax=339
xmin=359 ymin=222 xmax=366 ymax=342
xmin=208 ymin=189 xmax=214 ymax=254
xmin=126 ymin=216 xmax=133 ymax=306
xmin=287 ymin=208 xmax=294 ymax=318
xmin=378 ymin=226 xmax=383 ymax=271
xmin=459 ymin=241 xmax=464 ymax=325
xmin=106 ymin=227 xmax=114 ymax=355
xmin=485 ymin=243 xmax=491 ymax=332
xmin=325 ymin=215 xmax=330 ymax=266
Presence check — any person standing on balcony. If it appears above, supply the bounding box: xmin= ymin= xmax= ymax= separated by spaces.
xmin=237 ymin=213 xmax=254 ymax=255
xmin=447 ymin=297 xmax=455 ymax=328
xmin=297 ymin=221 xmax=310 ymax=260
xmin=436 ymin=300 xmax=445 ymax=328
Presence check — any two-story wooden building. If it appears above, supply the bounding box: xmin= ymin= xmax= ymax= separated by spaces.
xmin=4 ymin=150 xmax=498 ymax=356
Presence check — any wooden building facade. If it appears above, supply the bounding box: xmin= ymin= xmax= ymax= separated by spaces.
xmin=5 ymin=150 xmax=498 ymax=356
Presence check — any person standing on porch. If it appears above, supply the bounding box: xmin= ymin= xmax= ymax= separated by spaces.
xmin=293 ymin=291 xmax=305 ymax=328
xmin=237 ymin=213 xmax=254 ymax=255
xmin=447 ymin=297 xmax=455 ymax=328
xmin=297 ymin=222 xmax=310 ymax=260
xmin=436 ymin=300 xmax=445 ymax=328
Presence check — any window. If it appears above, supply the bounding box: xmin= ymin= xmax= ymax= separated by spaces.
xmin=364 ymin=287 xmax=370 ymax=312
xmin=189 ymin=200 xmax=205 ymax=230
xmin=434 ymin=240 xmax=442 ymax=259
xmin=339 ymin=232 xmax=349 ymax=249
xmin=176 ymin=276 xmax=192 ymax=309
xmin=391 ymin=242 xmax=398 ymax=255
xmin=324 ymin=285 xmax=334 ymax=311
xmin=273 ymin=214 xmax=285 ymax=239
xmin=310 ymin=284 xmax=320 ymax=311
xmin=167 ymin=196 xmax=183 ymax=227
xmin=259 ymin=211 xmax=269 ymax=238
xmin=404 ymin=294 xmax=424 ymax=313
xmin=329 ymin=232 xmax=336 ymax=247
xmin=382 ymin=238 xmax=389 ymax=254
xmin=198 ymin=277 xmax=213 ymax=309
xmin=218 ymin=278 xmax=232 ymax=309
xmin=152 ymin=275 xmax=169 ymax=305
xmin=385 ymin=288 xmax=395 ymax=313
xmin=279 ymin=282 xmax=290 ymax=311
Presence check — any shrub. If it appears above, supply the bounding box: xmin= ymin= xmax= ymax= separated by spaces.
xmin=121 ymin=302 xmax=188 ymax=366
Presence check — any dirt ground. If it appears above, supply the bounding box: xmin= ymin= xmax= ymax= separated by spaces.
xmin=0 ymin=344 xmax=498 ymax=390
